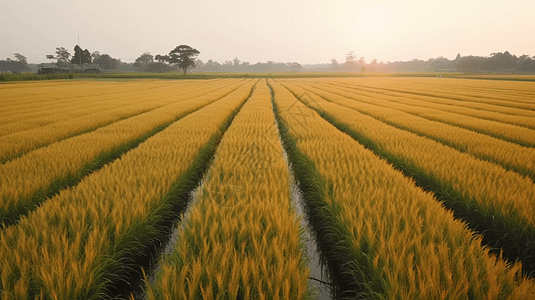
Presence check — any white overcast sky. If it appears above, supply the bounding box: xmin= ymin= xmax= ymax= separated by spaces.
xmin=1 ymin=0 xmax=534 ymax=64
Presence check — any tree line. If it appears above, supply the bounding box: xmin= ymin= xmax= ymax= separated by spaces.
xmin=2 ymin=46 xmax=534 ymax=74
xmin=325 ymin=51 xmax=535 ymax=73
xmin=53 ymin=46 xmax=121 ymax=70
xmin=133 ymin=47 xmax=302 ymax=73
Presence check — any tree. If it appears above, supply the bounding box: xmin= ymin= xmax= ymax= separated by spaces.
xmin=162 ymin=45 xmax=200 ymax=75
xmin=343 ymin=52 xmax=359 ymax=72
xmin=331 ymin=59 xmax=339 ymax=70
xmin=13 ymin=53 xmax=27 ymax=64
xmin=0 ymin=54 xmax=29 ymax=72
xmin=233 ymin=57 xmax=241 ymax=67
xmin=144 ymin=62 xmax=173 ymax=73
xmin=71 ymin=45 xmax=92 ymax=64
xmin=346 ymin=51 xmax=356 ymax=62
xmin=288 ymin=62 xmax=302 ymax=72
xmin=55 ymin=47 xmax=70 ymax=64
xmin=155 ymin=54 xmax=168 ymax=63
xmin=91 ymin=51 xmax=101 ymax=61
xmin=133 ymin=52 xmax=154 ymax=71
xmin=195 ymin=59 xmax=205 ymax=70
xmin=93 ymin=54 xmax=120 ymax=70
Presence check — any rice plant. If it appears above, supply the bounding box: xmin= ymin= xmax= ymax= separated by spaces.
xmin=285 ymin=80 xmax=535 ymax=181
xmin=269 ymin=79 xmax=535 ymax=299
xmin=146 ymin=79 xmax=310 ymax=299
xmin=0 ymin=80 xmax=256 ymax=299
xmin=0 ymin=79 xmax=248 ymax=226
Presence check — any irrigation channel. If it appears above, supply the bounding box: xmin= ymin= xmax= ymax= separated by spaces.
xmin=109 ymin=84 xmax=255 ymax=299
xmin=121 ymin=84 xmax=336 ymax=299
xmin=272 ymin=96 xmax=334 ymax=299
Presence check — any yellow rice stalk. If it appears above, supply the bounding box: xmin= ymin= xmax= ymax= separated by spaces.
xmin=269 ymin=79 xmax=535 ymax=299
xmin=147 ymin=80 xmax=309 ymax=299
xmin=284 ymin=80 xmax=535 ymax=181
xmin=0 ymin=79 xmax=221 ymax=118
xmin=308 ymin=78 xmax=535 ymax=147
xmin=325 ymin=77 xmax=535 ymax=113
xmin=321 ymin=78 xmax=535 ymax=129
xmin=0 ymin=79 xmax=247 ymax=224
xmin=282 ymin=81 xmax=535 ymax=227
xmin=0 ymin=80 xmax=256 ymax=300
xmin=0 ymin=80 xmax=173 ymax=126
xmin=0 ymin=79 xmax=232 ymax=160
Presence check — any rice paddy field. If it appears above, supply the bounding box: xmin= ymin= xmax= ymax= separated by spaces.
xmin=1 ymin=76 xmax=535 ymax=299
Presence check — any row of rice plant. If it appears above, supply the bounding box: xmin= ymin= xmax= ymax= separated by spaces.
xmin=0 ymin=80 xmax=171 ymax=119
xmin=279 ymin=80 xmax=535 ymax=276
xmin=0 ymin=79 xmax=232 ymax=162
xmin=145 ymin=79 xmax=310 ymax=299
xmin=285 ymin=80 xmax=535 ymax=181
xmin=328 ymin=78 xmax=535 ymax=129
xmin=0 ymin=80 xmax=227 ymax=129
xmin=0 ymin=79 xmax=249 ymax=226
xmin=377 ymin=77 xmax=535 ymax=107
xmin=310 ymin=79 xmax=535 ymax=147
xmin=269 ymin=79 xmax=535 ymax=299
xmin=328 ymin=77 xmax=535 ymax=112
xmin=0 ymin=80 xmax=256 ymax=300
xmin=324 ymin=78 xmax=535 ymax=129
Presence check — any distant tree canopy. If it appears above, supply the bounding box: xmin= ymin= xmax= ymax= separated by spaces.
xmin=71 ymin=45 xmax=92 ymax=64
xmin=316 ymin=50 xmax=535 ymax=73
xmin=93 ymin=54 xmax=120 ymax=70
xmin=133 ymin=52 xmax=154 ymax=71
xmin=0 ymin=53 xmax=30 ymax=72
xmin=194 ymin=59 xmax=302 ymax=73
xmin=13 ymin=53 xmax=27 ymax=64
xmin=158 ymin=45 xmax=200 ymax=75
xmin=55 ymin=47 xmax=70 ymax=64
xmin=91 ymin=51 xmax=101 ymax=61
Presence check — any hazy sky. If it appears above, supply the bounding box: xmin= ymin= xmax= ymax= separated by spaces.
xmin=1 ymin=0 xmax=534 ymax=64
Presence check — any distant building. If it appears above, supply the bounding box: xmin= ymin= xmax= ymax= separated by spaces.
xmin=37 ymin=63 xmax=101 ymax=74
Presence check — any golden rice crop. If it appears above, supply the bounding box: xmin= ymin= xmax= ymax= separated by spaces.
xmin=146 ymin=80 xmax=309 ymax=299
xmin=323 ymin=78 xmax=535 ymax=129
xmin=0 ymin=79 xmax=227 ymax=129
xmin=458 ymin=74 xmax=535 ymax=81
xmin=326 ymin=77 xmax=535 ymax=111
xmin=269 ymin=79 xmax=535 ymax=299
xmin=307 ymin=79 xmax=535 ymax=147
xmin=0 ymin=80 xmax=170 ymax=122
xmin=0 ymin=79 xmax=233 ymax=161
xmin=0 ymin=79 xmax=256 ymax=300
xmin=0 ymin=79 xmax=248 ymax=225
xmin=279 ymin=80 xmax=535 ymax=275
xmin=285 ymin=80 xmax=535 ymax=181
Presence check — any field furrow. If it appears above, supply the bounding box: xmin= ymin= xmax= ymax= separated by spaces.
xmin=280 ymin=81 xmax=535 ymax=276
xmin=0 ymin=80 xmax=247 ymax=226
xmin=146 ymin=80 xmax=310 ymax=299
xmin=286 ymin=80 xmax=535 ymax=181
xmin=269 ymin=79 xmax=535 ymax=299
xmin=0 ymin=80 xmax=256 ymax=300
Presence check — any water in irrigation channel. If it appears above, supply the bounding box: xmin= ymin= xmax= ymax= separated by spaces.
xmin=267 ymin=92 xmax=334 ymax=298
xmin=289 ymin=170 xmax=334 ymax=299
xmin=132 ymin=105 xmax=333 ymax=298
xmin=280 ymin=143 xmax=334 ymax=299
xmin=132 ymin=183 xmax=203 ymax=299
